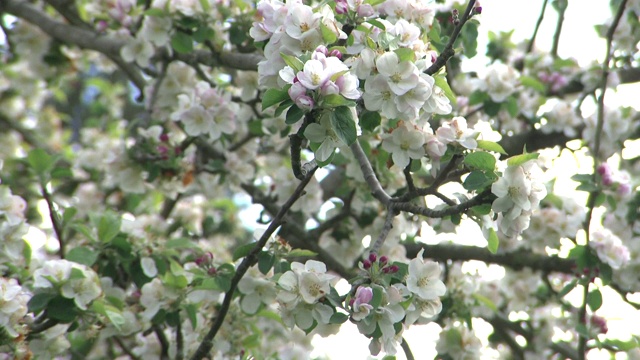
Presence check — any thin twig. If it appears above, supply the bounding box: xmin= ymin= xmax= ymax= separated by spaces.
xmin=176 ymin=313 xmax=184 ymax=360
xmin=153 ymin=325 xmax=170 ymax=360
xmin=42 ymin=184 xmax=65 ymax=258
xmin=527 ymin=0 xmax=549 ymax=53
xmin=190 ymin=166 xmax=318 ymax=360
xmin=550 ymin=0 xmax=568 ymax=57
xmin=370 ymin=208 xmax=397 ymax=254
xmin=578 ymin=2 xmax=628 ymax=359
xmin=425 ymin=0 xmax=477 ymax=75
xmin=113 ymin=337 xmax=141 ymax=360
xmin=400 ymin=337 xmax=415 ymax=360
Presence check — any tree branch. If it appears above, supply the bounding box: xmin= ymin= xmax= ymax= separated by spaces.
xmin=550 ymin=0 xmax=567 ymax=57
xmin=526 ymin=0 xmax=549 ymax=53
xmin=404 ymin=242 xmax=576 ymax=274
xmin=190 ymin=166 xmax=318 ymax=360
xmin=425 ymin=0 xmax=477 ymax=75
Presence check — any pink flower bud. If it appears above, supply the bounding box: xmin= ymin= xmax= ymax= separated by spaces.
xmin=368 ymin=253 xmax=377 ymax=262
xmin=159 ymin=133 xmax=169 ymax=142
xmin=315 ymin=45 xmax=329 ymax=56
xmin=208 ymin=267 xmax=218 ymax=276
xmin=335 ymin=0 xmax=348 ymax=14
xmin=379 ymin=256 xmax=388 ymax=265
xmin=362 ymin=259 xmax=372 ymax=269
xmin=329 ymin=49 xmax=343 ymax=59
xmin=357 ymin=4 xmax=375 ymax=17
xmin=617 ymin=182 xmax=631 ymax=196
xmin=389 ymin=265 xmax=399 ymax=273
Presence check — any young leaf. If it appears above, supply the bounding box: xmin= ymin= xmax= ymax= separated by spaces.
xmin=588 ymin=288 xmax=603 ymax=312
xmin=464 ymin=151 xmax=496 ymax=172
xmin=506 ymin=152 xmax=540 ymax=167
xmin=487 ymin=228 xmax=499 ymax=254
xmin=330 ymin=106 xmax=357 ymax=145
xmin=476 ymin=140 xmax=507 ymax=155
xmin=171 ymin=31 xmax=194 ymax=54
xmin=262 ymin=88 xmax=290 ymax=111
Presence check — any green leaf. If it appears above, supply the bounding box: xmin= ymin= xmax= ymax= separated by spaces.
xmin=329 ymin=312 xmax=349 ymax=324
xmin=95 ymin=212 xmax=121 ymax=243
xmin=463 ymin=170 xmax=495 ymax=191
xmin=360 ymin=111 xmax=381 ymax=132
xmin=280 ymin=52 xmax=304 ymax=72
xmin=468 ymin=90 xmax=489 ymax=105
xmin=171 ymin=31 xmax=194 ymax=54
xmin=48 ymin=297 xmax=80 ymax=323
xmin=588 ymin=288 xmax=603 ymax=312
xmin=66 ymin=247 xmax=99 ymax=267
xmin=464 ymin=151 xmax=496 ymax=171
xmin=370 ymin=286 xmax=383 ymax=309
xmin=28 ymin=148 xmax=53 ymax=175
xmin=473 ymin=293 xmax=498 ymax=312
xmin=144 ymin=8 xmax=165 ymax=16
xmin=285 ymin=105 xmax=305 ymax=124
xmin=483 ymin=99 xmax=501 ymax=115
xmin=286 ymin=249 xmax=318 ymax=258
xmin=330 ymin=106 xmax=357 ymax=146
xmin=506 ymin=152 xmax=540 ymax=167
xmin=193 ymin=26 xmax=215 ymax=43
xmin=487 ymin=228 xmax=499 ymax=254
xmin=505 ymin=96 xmax=519 ymax=117
xmin=558 ymin=279 xmax=578 ymax=297
xmin=233 ymin=242 xmax=257 ymax=261
xmin=322 ymin=94 xmax=355 ymax=108
xmin=165 ymin=238 xmax=200 ymax=249
xmin=320 ymin=23 xmax=338 ymax=44
xmin=434 ymin=75 xmax=457 ymax=106
xmin=262 ymin=88 xmax=290 ymax=111
xmin=394 ymin=48 xmax=415 ymax=62
xmin=258 ymin=251 xmax=275 ymax=275
xmin=28 ymin=292 xmax=57 ymax=313
xmin=520 ymin=75 xmax=546 ymax=92
xmin=476 ymin=140 xmax=507 ymax=155
xmin=184 ymin=303 xmax=199 ymax=329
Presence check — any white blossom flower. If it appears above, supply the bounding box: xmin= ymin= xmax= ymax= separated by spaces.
xmin=33 ymin=259 xmax=74 ymax=288
xmin=492 ymin=165 xmax=533 ymax=215
xmin=0 ymin=277 xmax=29 ymax=337
xmin=436 ymin=116 xmax=478 ymax=149
xmin=423 ymin=85 xmax=452 ymax=115
xmin=60 ymin=266 xmax=102 ymax=310
xmin=436 ymin=325 xmax=482 ymax=360
xmin=376 ymin=52 xmax=420 ymax=96
xmin=363 ymin=75 xmax=400 ymax=119
xmin=381 ymin=123 xmax=425 ymax=169
xmin=479 ymin=62 xmax=518 ymax=103
xmin=406 ymin=249 xmax=446 ymax=300
xmin=120 ymin=36 xmax=154 ymax=68
xmin=590 ymin=228 xmax=630 ymax=269
xmin=238 ymin=276 xmax=277 ymax=314
xmin=284 ymin=4 xmax=321 ymax=40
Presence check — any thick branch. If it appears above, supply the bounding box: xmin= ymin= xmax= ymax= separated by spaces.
xmin=404 ymin=243 xmax=576 ymax=274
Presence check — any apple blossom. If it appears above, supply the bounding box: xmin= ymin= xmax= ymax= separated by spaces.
xmin=381 ymin=123 xmax=426 ymax=169
xmin=407 ymin=249 xmax=447 ymax=300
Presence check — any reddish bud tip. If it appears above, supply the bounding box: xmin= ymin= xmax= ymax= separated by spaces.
xmin=369 ymin=253 xmax=377 ymax=262
xmin=362 ymin=260 xmax=372 ymax=269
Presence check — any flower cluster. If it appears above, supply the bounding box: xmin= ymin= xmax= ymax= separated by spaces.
xmin=0 ymin=277 xmax=29 ymax=338
xmin=491 ymin=160 xmax=547 ymax=237
xmin=33 ymin=259 xmax=102 ymax=310
xmin=589 ymin=228 xmax=630 ymax=270
xmin=348 ymin=251 xmax=446 ymax=355
xmin=276 ymin=260 xmax=335 ymax=331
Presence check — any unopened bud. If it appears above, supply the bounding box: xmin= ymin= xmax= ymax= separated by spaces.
xmin=369 ymin=253 xmax=377 ymax=262
xmin=159 ymin=133 xmax=170 ymax=142
xmin=379 ymin=256 xmax=388 ymax=265
xmin=362 ymin=259 xmax=372 ymax=269
xmin=329 ymin=49 xmax=343 ymax=59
